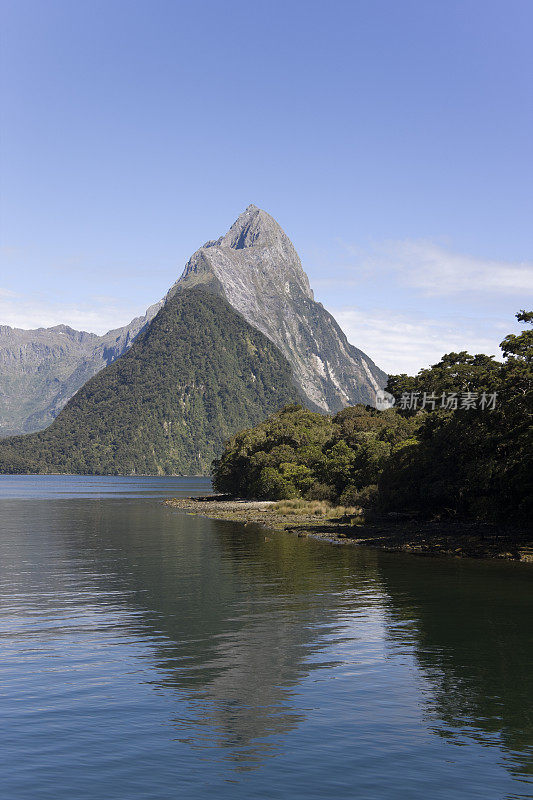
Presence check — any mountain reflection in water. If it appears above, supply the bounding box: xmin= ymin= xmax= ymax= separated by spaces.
xmin=0 ymin=478 xmax=531 ymax=800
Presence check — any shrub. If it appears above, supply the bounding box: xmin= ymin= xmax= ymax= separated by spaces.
xmin=338 ymin=483 xmax=378 ymax=508
xmin=304 ymin=481 xmax=337 ymax=501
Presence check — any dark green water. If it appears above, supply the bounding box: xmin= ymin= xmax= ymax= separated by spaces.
xmin=0 ymin=476 xmax=531 ymax=799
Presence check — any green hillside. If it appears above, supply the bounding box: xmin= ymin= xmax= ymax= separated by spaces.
xmin=0 ymin=288 xmax=304 ymax=475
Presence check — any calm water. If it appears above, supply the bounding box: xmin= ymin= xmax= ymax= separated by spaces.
xmin=0 ymin=476 xmax=531 ymax=799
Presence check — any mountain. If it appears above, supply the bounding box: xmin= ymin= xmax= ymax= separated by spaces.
xmin=0 ymin=301 xmax=162 ymax=437
xmin=0 ymin=205 xmax=386 ymax=439
xmin=0 ymin=289 xmax=304 ymax=475
xmin=169 ymin=205 xmax=386 ymax=412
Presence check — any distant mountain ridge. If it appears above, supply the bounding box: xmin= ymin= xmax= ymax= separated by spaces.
xmin=0 ymin=302 xmax=162 ymax=436
xmin=0 ymin=205 xmax=386 ymax=438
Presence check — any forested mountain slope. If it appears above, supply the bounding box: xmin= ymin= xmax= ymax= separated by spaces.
xmin=0 ymin=289 xmax=304 ymax=475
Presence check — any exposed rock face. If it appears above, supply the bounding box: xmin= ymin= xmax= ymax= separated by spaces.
xmin=168 ymin=205 xmax=386 ymax=411
xmin=0 ymin=302 xmax=162 ymax=436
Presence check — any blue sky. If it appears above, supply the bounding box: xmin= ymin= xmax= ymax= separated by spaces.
xmin=1 ymin=0 xmax=531 ymax=373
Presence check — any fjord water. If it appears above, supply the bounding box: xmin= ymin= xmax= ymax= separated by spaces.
xmin=0 ymin=477 xmax=531 ymax=800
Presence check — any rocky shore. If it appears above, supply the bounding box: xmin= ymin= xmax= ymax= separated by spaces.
xmin=165 ymin=496 xmax=533 ymax=562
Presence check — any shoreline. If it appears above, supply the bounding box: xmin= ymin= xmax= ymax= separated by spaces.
xmin=165 ymin=496 xmax=533 ymax=562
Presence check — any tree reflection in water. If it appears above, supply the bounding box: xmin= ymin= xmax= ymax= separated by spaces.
xmin=32 ymin=498 xmax=533 ymax=783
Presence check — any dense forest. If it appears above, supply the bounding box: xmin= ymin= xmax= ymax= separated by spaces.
xmin=0 ymin=288 xmax=304 ymax=475
xmin=213 ymin=312 xmax=532 ymax=525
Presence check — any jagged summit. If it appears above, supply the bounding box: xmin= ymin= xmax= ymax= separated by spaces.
xmin=219 ymin=204 xmax=295 ymax=251
xmin=204 ymin=205 xmax=283 ymax=249
xmin=169 ymin=206 xmax=385 ymax=412
xmin=171 ymin=205 xmax=314 ymax=303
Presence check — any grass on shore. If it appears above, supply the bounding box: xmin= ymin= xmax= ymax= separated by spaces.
xmin=272 ymin=498 xmax=359 ymax=519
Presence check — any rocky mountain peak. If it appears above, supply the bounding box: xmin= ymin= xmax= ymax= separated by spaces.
xmin=170 ymin=205 xmax=314 ymax=304
xmin=219 ymin=204 xmax=293 ymax=252
xmin=169 ymin=206 xmax=385 ymax=412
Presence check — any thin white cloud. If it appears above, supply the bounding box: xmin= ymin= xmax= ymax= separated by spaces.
xmin=0 ymin=294 xmax=146 ymax=335
xmin=341 ymin=239 xmax=533 ymax=296
xmin=334 ymin=307 xmax=504 ymax=375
